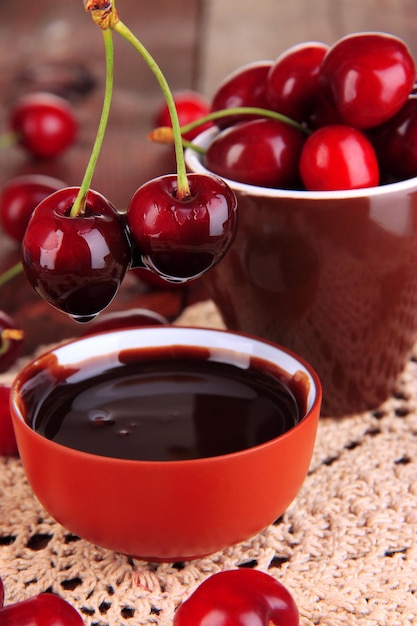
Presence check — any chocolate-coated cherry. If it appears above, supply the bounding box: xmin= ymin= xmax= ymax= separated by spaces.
xmin=210 ymin=61 xmax=272 ymax=128
xmin=21 ymin=187 xmax=131 ymax=321
xmin=126 ymin=173 xmax=237 ymax=283
xmin=155 ymin=90 xmax=213 ymax=140
xmin=319 ymin=32 xmax=416 ymax=129
xmin=205 ymin=118 xmax=305 ymax=188
xmin=0 ymin=592 xmax=84 ymax=626
xmin=8 ymin=92 xmax=78 ymax=159
xmin=0 ymin=311 xmax=24 ymax=374
xmin=0 ymin=384 xmax=19 ymax=457
xmin=299 ymin=124 xmax=379 ymax=190
xmin=267 ymin=41 xmax=329 ymax=122
xmin=0 ymin=174 xmax=65 ymax=243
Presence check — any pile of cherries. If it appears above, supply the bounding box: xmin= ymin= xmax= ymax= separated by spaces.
xmin=192 ymin=31 xmax=417 ymax=191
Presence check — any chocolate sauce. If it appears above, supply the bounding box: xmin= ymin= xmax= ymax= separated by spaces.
xmin=32 ymin=347 xmax=304 ymax=461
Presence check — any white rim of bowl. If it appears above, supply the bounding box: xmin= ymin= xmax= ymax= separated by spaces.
xmin=184 ymin=127 xmax=417 ymax=200
xmin=19 ymin=326 xmax=320 ymax=415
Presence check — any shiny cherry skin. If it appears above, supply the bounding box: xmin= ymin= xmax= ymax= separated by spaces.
xmin=369 ymin=95 xmax=417 ymax=181
xmin=126 ymin=173 xmax=237 ymax=283
xmin=173 ymin=569 xmax=299 ymax=626
xmin=155 ymin=90 xmax=213 ymax=140
xmin=205 ymin=118 xmax=305 ymax=188
xmin=0 ymin=592 xmax=84 ymax=626
xmin=8 ymin=92 xmax=78 ymax=159
xmin=319 ymin=32 xmax=416 ymax=129
xmin=21 ymin=187 xmax=131 ymax=321
xmin=0 ymin=385 xmax=18 ymax=457
xmin=0 ymin=174 xmax=65 ymax=243
xmin=299 ymin=124 xmax=379 ymax=191
xmin=0 ymin=311 xmax=24 ymax=374
xmin=267 ymin=41 xmax=329 ymax=122
xmin=210 ymin=60 xmax=272 ymax=128
xmin=81 ymin=307 xmax=168 ymax=335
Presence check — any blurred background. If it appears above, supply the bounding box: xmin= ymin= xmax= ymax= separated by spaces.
xmin=0 ymin=0 xmax=416 ymax=352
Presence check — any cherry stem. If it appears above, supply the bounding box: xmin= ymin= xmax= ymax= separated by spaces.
xmin=181 ymin=107 xmax=310 ymax=136
xmin=0 ymin=131 xmax=18 ymax=150
xmin=0 ymin=328 xmax=24 ymax=356
xmin=70 ymin=27 xmax=114 ymax=217
xmin=112 ymin=20 xmax=191 ymax=199
xmin=0 ymin=261 xmax=23 ymax=287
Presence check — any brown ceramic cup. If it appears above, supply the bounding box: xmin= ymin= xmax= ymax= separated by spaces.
xmin=186 ymin=128 xmax=417 ymax=416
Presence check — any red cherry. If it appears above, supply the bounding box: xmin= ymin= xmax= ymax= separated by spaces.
xmin=319 ymin=32 xmax=416 ymax=129
xmin=0 ymin=384 xmax=18 ymax=457
xmin=267 ymin=41 xmax=329 ymax=122
xmin=205 ymin=118 xmax=305 ymax=188
xmin=8 ymin=92 xmax=78 ymax=159
xmin=299 ymin=124 xmax=380 ymax=190
xmin=0 ymin=174 xmax=66 ymax=243
xmin=81 ymin=307 xmax=168 ymax=335
xmin=0 ymin=592 xmax=84 ymax=626
xmin=155 ymin=90 xmax=213 ymax=140
xmin=126 ymin=173 xmax=237 ymax=283
xmin=21 ymin=187 xmax=131 ymax=321
xmin=369 ymin=95 xmax=417 ymax=181
xmin=0 ymin=311 xmax=24 ymax=374
xmin=210 ymin=60 xmax=273 ymax=128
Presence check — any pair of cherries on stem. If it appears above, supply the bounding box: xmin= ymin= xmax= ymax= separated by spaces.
xmin=21 ymin=175 xmax=237 ymax=322
xmin=19 ymin=2 xmax=237 ymax=323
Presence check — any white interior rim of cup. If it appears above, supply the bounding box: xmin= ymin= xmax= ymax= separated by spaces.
xmin=184 ymin=127 xmax=417 ymax=200
xmin=39 ymin=326 xmax=319 ymax=416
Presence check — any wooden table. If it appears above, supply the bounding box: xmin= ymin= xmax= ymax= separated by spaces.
xmin=0 ymin=0 xmax=206 ymax=355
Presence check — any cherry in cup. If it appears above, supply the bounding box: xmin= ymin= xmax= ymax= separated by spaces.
xmin=267 ymin=41 xmax=329 ymax=123
xmin=205 ymin=118 xmax=305 ymax=188
xmin=210 ymin=60 xmax=273 ymax=128
xmin=319 ymin=32 xmax=416 ymax=129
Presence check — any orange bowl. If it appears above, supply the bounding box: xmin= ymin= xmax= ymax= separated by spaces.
xmin=10 ymin=326 xmax=321 ymax=561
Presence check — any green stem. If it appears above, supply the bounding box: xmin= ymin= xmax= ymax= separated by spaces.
xmin=180 ymin=107 xmax=310 ymax=137
xmin=0 ymin=261 xmax=23 ymax=287
xmin=70 ymin=27 xmax=114 ymax=217
xmin=113 ymin=20 xmax=190 ymax=199
xmin=0 ymin=131 xmax=18 ymax=150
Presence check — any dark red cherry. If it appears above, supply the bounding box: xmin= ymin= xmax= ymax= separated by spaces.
xmin=369 ymin=95 xmax=417 ymax=181
xmin=0 ymin=592 xmax=84 ymax=626
xmin=210 ymin=60 xmax=272 ymax=128
xmin=8 ymin=92 xmax=78 ymax=159
xmin=81 ymin=307 xmax=168 ymax=335
xmin=21 ymin=187 xmax=131 ymax=321
xmin=126 ymin=173 xmax=237 ymax=283
xmin=299 ymin=124 xmax=379 ymax=190
xmin=267 ymin=41 xmax=329 ymax=122
xmin=0 ymin=311 xmax=24 ymax=374
xmin=0 ymin=384 xmax=19 ymax=457
xmin=154 ymin=90 xmax=213 ymax=140
xmin=0 ymin=174 xmax=65 ymax=243
xmin=319 ymin=32 xmax=416 ymax=129
xmin=205 ymin=118 xmax=305 ymax=188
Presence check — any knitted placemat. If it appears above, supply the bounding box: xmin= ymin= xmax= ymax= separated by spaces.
xmin=1 ymin=300 xmax=417 ymax=625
